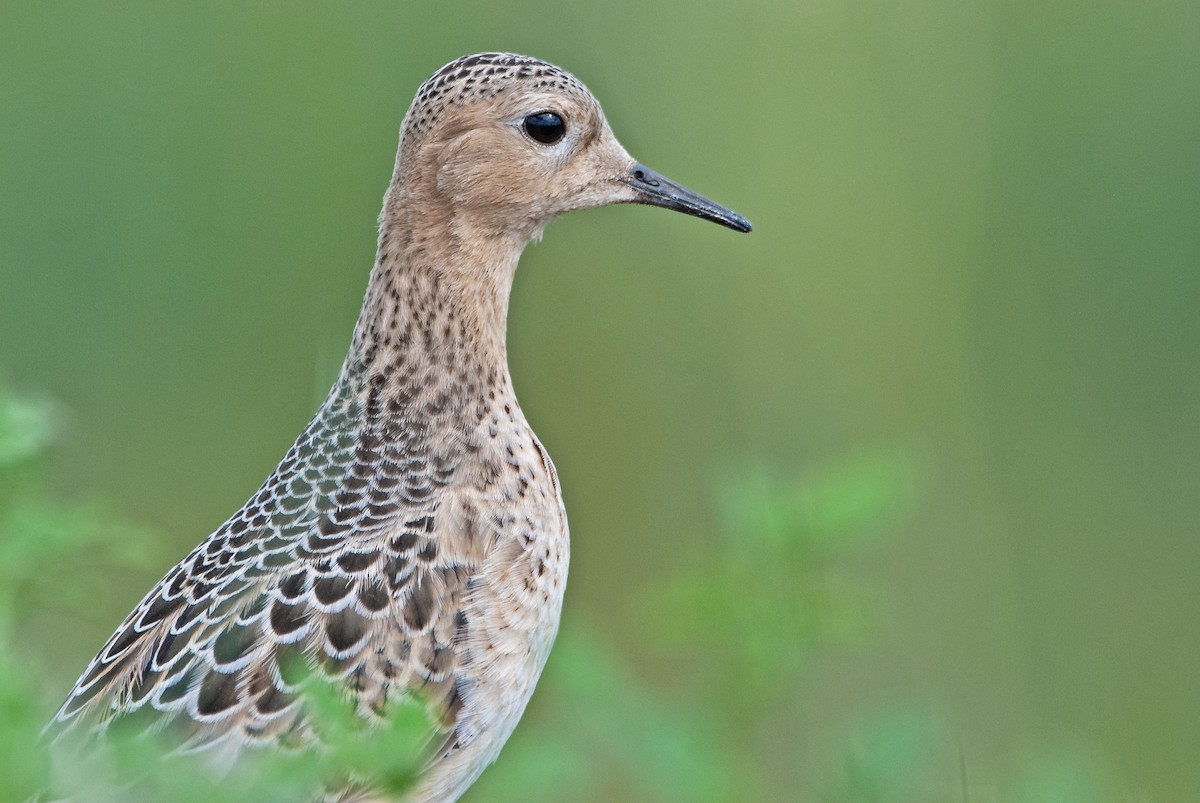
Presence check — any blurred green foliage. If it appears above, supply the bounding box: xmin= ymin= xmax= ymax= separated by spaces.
xmin=43 ymin=677 xmax=432 ymax=803
xmin=0 ymin=382 xmax=1122 ymax=800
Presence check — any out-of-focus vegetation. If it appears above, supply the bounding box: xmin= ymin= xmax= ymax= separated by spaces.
xmin=2 ymin=2 xmax=1196 ymax=800
xmin=2 ymin=384 xmax=1111 ymax=800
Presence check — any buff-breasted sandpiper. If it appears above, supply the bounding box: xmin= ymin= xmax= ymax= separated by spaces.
xmin=49 ymin=52 xmax=751 ymax=801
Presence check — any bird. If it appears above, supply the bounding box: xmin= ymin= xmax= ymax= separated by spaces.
xmin=48 ymin=52 xmax=751 ymax=801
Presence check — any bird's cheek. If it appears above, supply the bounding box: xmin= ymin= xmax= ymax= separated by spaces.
xmin=434 ymin=131 xmax=504 ymax=202
xmin=562 ymin=174 xmax=639 ymax=212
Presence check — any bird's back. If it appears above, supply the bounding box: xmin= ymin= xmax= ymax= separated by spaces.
xmin=51 ymin=339 xmax=569 ymax=800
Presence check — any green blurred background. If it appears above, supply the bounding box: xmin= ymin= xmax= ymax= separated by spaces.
xmin=2 ymin=1 xmax=1198 ymax=800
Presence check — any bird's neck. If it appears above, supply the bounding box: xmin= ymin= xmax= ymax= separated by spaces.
xmin=339 ymin=192 xmax=529 ymax=415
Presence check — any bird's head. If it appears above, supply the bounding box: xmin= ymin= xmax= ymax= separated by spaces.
xmin=390 ymin=53 xmax=751 ymax=242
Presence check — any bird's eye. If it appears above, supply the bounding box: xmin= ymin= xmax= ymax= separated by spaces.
xmin=523 ymin=112 xmax=566 ymax=144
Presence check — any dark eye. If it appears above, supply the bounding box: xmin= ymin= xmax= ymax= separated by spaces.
xmin=523 ymin=112 xmax=566 ymax=144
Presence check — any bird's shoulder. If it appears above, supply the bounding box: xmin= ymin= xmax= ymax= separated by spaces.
xmin=49 ymin=395 xmax=498 ymax=755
